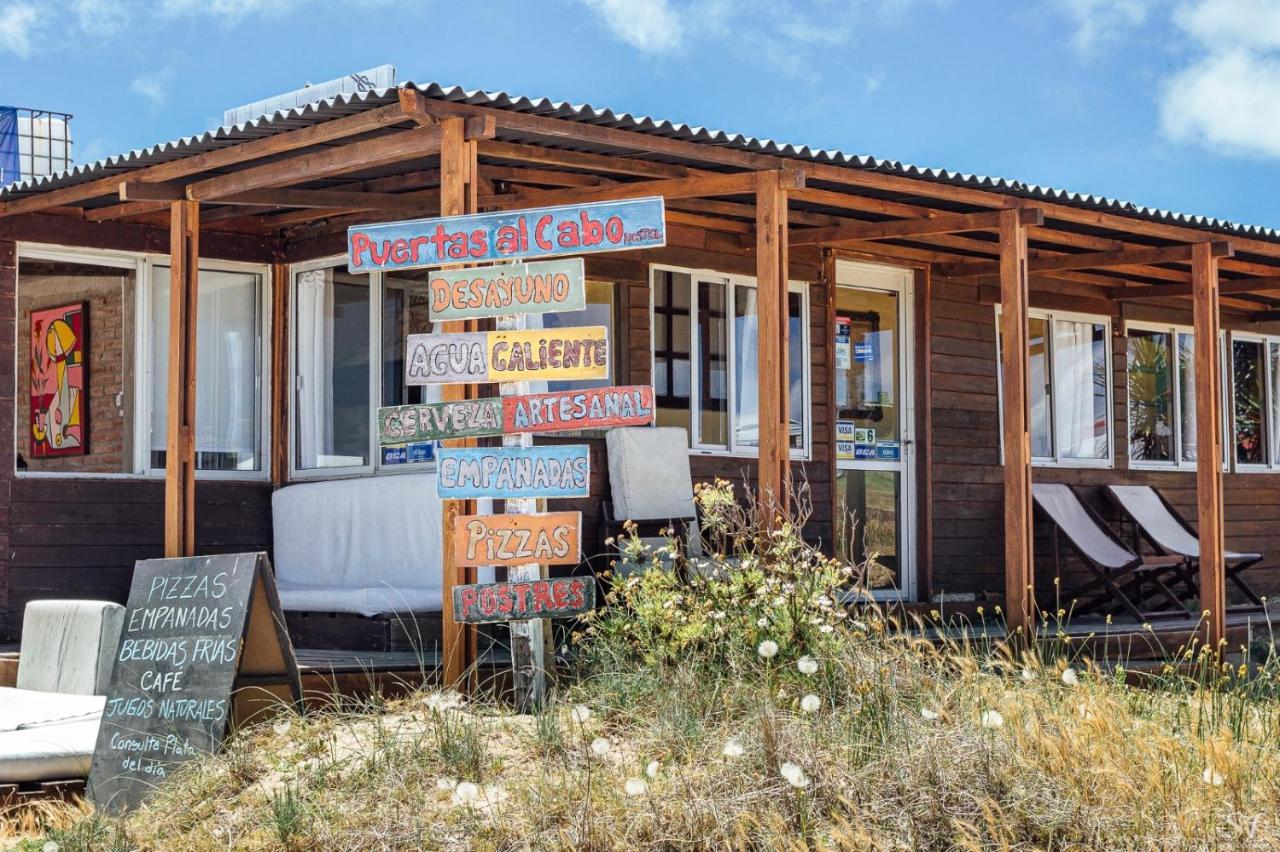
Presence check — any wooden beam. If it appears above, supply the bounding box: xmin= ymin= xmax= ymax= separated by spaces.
xmin=0 ymin=104 xmax=413 ymax=218
xmin=1110 ymin=274 xmax=1280 ymax=300
xmin=185 ymin=125 xmax=462 ymax=201
xmin=485 ymin=168 xmax=804 ymax=210
xmin=196 ymin=187 xmax=439 ymax=211
xmin=1192 ymin=243 xmax=1227 ymax=652
xmin=269 ymin=262 xmax=289 ymax=487
xmin=787 ymin=208 xmax=1043 ymax=248
xmin=484 ymin=164 xmax=603 ymax=188
xmin=936 ymin=240 xmax=1234 ymax=278
xmin=1251 ymin=309 xmax=1280 ymax=323
xmin=998 ymin=209 xmax=1035 ymax=638
xmin=756 ymin=169 xmax=790 ymax=519
xmin=476 ymin=139 xmax=691 ymax=180
xmin=164 ymin=200 xmax=199 ymax=558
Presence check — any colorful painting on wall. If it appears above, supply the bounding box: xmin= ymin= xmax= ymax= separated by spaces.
xmin=30 ymin=302 xmax=88 ymax=458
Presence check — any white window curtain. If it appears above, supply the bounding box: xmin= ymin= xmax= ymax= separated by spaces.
xmin=1054 ymin=319 xmax=1106 ymax=460
xmin=295 ymin=268 xmax=335 ymax=469
xmin=733 ymin=287 xmax=759 ymax=448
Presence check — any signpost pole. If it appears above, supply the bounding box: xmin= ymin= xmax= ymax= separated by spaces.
xmin=497 ymin=311 xmax=548 ymax=712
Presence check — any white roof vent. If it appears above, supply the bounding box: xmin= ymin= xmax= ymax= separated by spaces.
xmin=223 ymin=65 xmax=396 ymax=127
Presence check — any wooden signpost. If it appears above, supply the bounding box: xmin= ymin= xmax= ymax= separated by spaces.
xmin=350 ymin=196 xmax=665 ymax=711
xmin=87 ymin=552 xmax=301 ymax=814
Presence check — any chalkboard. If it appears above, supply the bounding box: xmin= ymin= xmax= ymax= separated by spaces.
xmin=87 ymin=552 xmax=302 ymax=814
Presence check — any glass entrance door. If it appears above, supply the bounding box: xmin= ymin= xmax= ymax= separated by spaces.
xmin=833 ymin=261 xmax=916 ymax=598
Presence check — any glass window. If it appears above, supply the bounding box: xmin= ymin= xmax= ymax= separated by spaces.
xmin=1232 ymin=338 xmax=1267 ymax=466
xmin=1272 ymin=342 xmax=1280 ymax=466
xmin=540 ymin=280 xmax=618 ymax=393
xmin=1128 ymin=329 xmax=1174 ymax=462
xmin=150 ymin=267 xmax=263 ymax=472
xmin=381 ymin=270 xmax=436 ymax=410
xmin=294 ymin=266 xmax=372 ymax=471
xmin=16 ymin=255 xmax=137 ymax=474
xmin=1028 ymin=317 xmax=1052 ymax=458
xmin=650 ymin=266 xmax=809 ymax=456
xmin=1177 ymin=332 xmax=1199 ymax=463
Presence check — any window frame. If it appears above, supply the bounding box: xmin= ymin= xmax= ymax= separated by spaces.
xmin=1124 ymin=319 xmax=1231 ymax=472
xmin=13 ymin=243 xmax=272 ymax=482
xmin=995 ymin=304 xmax=1115 ymax=469
xmin=648 ymin=263 xmax=812 ymax=461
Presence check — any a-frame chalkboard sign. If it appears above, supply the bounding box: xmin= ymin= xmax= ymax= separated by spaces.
xmin=87 ymin=552 xmax=303 ymax=814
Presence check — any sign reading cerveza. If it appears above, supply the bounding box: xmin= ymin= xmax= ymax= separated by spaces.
xmin=378 ymin=385 xmax=656 ymax=445
xmin=88 ymin=552 xmax=301 ymax=814
xmin=436 ymin=445 xmax=590 ymax=499
xmin=427 ymin=258 xmax=584 ymax=321
xmin=405 ymin=327 xmax=609 ymax=385
xmin=347 ymin=197 xmax=665 ymax=273
xmin=452 ymin=576 xmax=596 ymax=625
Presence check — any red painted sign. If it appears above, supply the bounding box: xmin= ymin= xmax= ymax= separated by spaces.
xmin=502 ymin=385 xmax=655 ymax=434
xmin=451 ymin=576 xmax=596 ymax=624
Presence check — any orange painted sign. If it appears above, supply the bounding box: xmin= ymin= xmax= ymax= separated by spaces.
xmin=452 ymin=512 xmax=582 ymax=568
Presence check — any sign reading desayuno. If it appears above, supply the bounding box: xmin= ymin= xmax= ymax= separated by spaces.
xmin=348 ymin=197 xmax=666 ymax=273
xmin=428 ymin=258 xmax=585 ymax=321
xmin=503 ymin=385 xmax=655 ymax=433
xmin=405 ymin=327 xmax=608 ymax=385
xmin=378 ymin=397 xmax=503 ymax=445
xmin=452 ymin=576 xmax=596 ymax=625
xmin=88 ymin=552 xmax=301 ymax=815
xmin=437 ymin=445 xmax=590 ymax=499
xmin=453 ymin=511 xmax=582 ymax=568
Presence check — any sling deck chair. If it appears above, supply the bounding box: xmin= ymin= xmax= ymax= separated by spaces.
xmin=1032 ymin=483 xmax=1190 ymax=621
xmin=1103 ymin=484 xmax=1265 ymax=609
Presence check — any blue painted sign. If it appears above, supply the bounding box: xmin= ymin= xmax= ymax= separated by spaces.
xmin=382 ymin=446 xmax=408 ymax=465
xmin=437 ymin=445 xmax=591 ymax=499
xmin=854 ymin=342 xmax=875 ymax=363
xmin=408 ymin=442 xmax=435 ymax=463
xmin=348 ymin=197 xmax=666 ymax=273
xmin=875 ymin=442 xmax=901 ymax=461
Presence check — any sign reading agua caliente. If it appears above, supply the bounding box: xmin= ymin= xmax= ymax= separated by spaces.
xmin=453 ymin=511 xmax=582 ymax=568
xmin=436 ymin=445 xmax=590 ymax=499
xmin=452 ymin=576 xmax=596 ymax=625
xmin=405 ymin=327 xmax=608 ymax=385
xmin=348 ymin=197 xmax=666 ymax=273
xmin=428 ymin=258 xmax=584 ymax=321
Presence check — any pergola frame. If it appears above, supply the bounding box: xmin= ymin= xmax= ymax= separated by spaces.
xmin=4 ymin=86 xmax=1278 ymax=656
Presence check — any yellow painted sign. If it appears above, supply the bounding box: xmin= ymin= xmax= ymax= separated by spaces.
xmin=405 ymin=326 xmax=609 ymax=385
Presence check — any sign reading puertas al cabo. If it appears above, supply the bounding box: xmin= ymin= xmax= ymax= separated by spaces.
xmin=348 ymin=197 xmax=666 ymax=273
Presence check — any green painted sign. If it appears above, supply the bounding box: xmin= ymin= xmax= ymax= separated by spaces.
xmin=378 ymin=397 xmax=502 ymax=444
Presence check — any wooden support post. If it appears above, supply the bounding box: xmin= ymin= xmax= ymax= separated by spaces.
xmin=164 ymin=200 xmax=199 ymax=557
xmin=439 ymin=118 xmax=479 ymax=689
xmin=1192 ymin=242 xmax=1227 ymax=652
xmin=269 ymin=262 xmax=289 ymax=487
xmin=755 ymin=170 xmax=790 ymax=520
xmin=997 ymin=209 xmax=1035 ymax=638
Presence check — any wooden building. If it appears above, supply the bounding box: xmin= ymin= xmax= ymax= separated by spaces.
xmin=2 ymin=82 xmax=1278 ymax=658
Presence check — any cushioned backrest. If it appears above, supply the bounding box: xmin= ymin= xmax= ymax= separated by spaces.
xmin=272 ymin=472 xmax=442 ymax=591
xmin=1032 ymin=483 xmax=1135 ymax=570
xmin=606 ymin=427 xmax=696 ymax=521
xmin=17 ymin=600 xmax=125 ymax=696
xmin=1107 ymin=485 xmax=1201 ymax=558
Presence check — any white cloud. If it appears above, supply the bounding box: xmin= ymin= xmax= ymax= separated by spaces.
xmin=1159 ymin=0 xmax=1280 ymax=158
xmin=577 ymin=0 xmax=684 ymax=54
xmin=159 ymin=0 xmax=298 ymax=21
xmin=131 ymin=68 xmax=173 ymax=106
xmin=73 ymin=0 xmax=130 ymax=35
xmin=1054 ymin=0 xmax=1150 ymax=58
xmin=0 ymin=2 xmax=40 ymax=57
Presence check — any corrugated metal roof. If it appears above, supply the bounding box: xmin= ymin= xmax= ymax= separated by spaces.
xmin=3 ymin=80 xmax=1277 ymax=245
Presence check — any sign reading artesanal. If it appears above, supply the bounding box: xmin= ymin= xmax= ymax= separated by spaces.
xmin=437 ymin=445 xmax=590 ymax=499
xmin=452 ymin=576 xmax=596 ymax=625
xmin=348 ymin=197 xmax=665 ymax=273
xmin=453 ymin=511 xmax=582 ymax=568
xmin=88 ymin=552 xmax=301 ymax=814
xmin=428 ymin=258 xmax=584 ymax=321
xmin=405 ymin=327 xmax=608 ymax=385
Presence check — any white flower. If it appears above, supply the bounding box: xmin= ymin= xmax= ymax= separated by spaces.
xmin=570 ymin=705 xmax=592 ymax=724
xmin=800 ymin=694 xmax=821 ymax=713
xmin=780 ymin=761 xmax=809 ymax=789
xmin=1203 ymin=766 xmax=1225 ymax=787
xmin=591 ymin=737 xmax=611 ymax=757
xmin=452 ymin=781 xmax=480 ymax=805
xmin=712 ymin=610 xmax=726 ymax=620
xmin=722 ymin=738 xmax=745 ymax=758
xmin=852 ymin=620 xmax=868 ymax=632
xmin=1061 ymin=667 xmax=1080 ymax=687
xmin=424 ymin=691 xmax=465 ymax=713
xmin=756 ymin=617 xmax=769 ymax=628
xmin=646 ymin=759 xmax=661 ymax=779
xmin=920 ymin=707 xmax=939 ymax=721
xmin=980 ymin=709 xmax=1004 ymax=729
xmin=436 ymin=777 xmax=458 ymax=791
xmin=624 ymin=777 xmax=648 ymax=796
xmin=757 ymin=640 xmax=779 ymax=659
xmin=772 ymin=596 xmax=786 ymax=607
xmin=797 ymin=656 xmax=819 ymax=675
xmin=272 ymin=719 xmax=292 ymax=737
xmin=1020 ymin=668 xmax=1035 ymax=682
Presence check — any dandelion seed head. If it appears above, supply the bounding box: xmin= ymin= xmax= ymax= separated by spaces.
xmin=980 ymin=709 xmax=1004 ymax=729
xmin=800 ymin=694 xmax=821 ymax=713
xmin=1061 ymin=667 xmax=1080 ymax=687
xmin=624 ymin=777 xmax=648 ymax=796
xmin=780 ymin=761 xmax=809 ymax=788
xmin=1020 ymin=668 xmax=1035 ymax=682
xmin=723 ymin=738 xmax=745 ymax=758
xmin=452 ymin=781 xmax=480 ymax=805
xmin=646 ymin=759 xmax=661 ymax=779
xmin=797 ymin=655 xmax=819 ymax=675
xmin=1203 ymin=767 xmax=1224 ymax=787
xmin=757 ymin=639 xmax=779 ymax=659
xmin=921 ymin=707 xmax=939 ymax=721
xmin=436 ymin=777 xmax=458 ymax=791
xmin=570 ymin=705 xmax=592 ymax=724
xmin=591 ymin=737 xmax=611 ymax=757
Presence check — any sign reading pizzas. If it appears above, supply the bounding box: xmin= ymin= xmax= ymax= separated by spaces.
xmin=404 ymin=327 xmax=608 ymax=385
xmin=453 ymin=511 xmax=582 ymax=568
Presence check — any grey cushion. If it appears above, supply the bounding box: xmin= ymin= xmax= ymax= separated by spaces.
xmin=17 ymin=600 xmax=124 ymax=696
xmin=606 ymin=427 xmax=695 ymax=521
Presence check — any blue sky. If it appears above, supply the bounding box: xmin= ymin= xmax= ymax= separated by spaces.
xmin=2 ymin=0 xmax=1279 ymax=228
